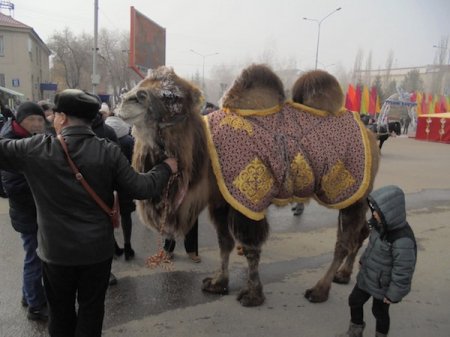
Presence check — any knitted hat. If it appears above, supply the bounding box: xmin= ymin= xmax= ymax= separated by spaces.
xmin=15 ymin=102 xmax=46 ymax=124
xmin=54 ymin=89 xmax=101 ymax=121
xmin=100 ymin=102 xmax=110 ymax=114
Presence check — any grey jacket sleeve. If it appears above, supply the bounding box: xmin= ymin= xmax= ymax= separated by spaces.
xmin=385 ymin=237 xmax=416 ymax=302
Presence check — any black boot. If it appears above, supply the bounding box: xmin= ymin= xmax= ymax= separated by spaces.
xmin=114 ymin=241 xmax=124 ymax=257
xmin=27 ymin=303 xmax=49 ymax=321
xmin=124 ymin=243 xmax=135 ymax=260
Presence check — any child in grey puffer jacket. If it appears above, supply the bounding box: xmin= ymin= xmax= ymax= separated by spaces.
xmin=337 ymin=185 xmax=417 ymax=337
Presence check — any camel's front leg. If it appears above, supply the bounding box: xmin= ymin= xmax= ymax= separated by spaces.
xmin=237 ymin=246 xmax=265 ymax=306
xmin=201 ymin=246 xmax=232 ymax=294
xmin=333 ymin=222 xmax=369 ymax=284
xmin=202 ymin=209 xmax=234 ymax=294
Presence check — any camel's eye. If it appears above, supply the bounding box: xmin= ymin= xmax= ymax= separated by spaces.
xmin=136 ymin=90 xmax=149 ymax=103
xmin=127 ymin=96 xmax=138 ymax=103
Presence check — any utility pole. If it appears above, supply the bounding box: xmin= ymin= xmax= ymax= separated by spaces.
xmin=92 ymin=0 xmax=100 ymax=94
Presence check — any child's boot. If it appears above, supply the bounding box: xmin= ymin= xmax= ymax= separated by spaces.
xmin=336 ymin=322 xmax=365 ymax=337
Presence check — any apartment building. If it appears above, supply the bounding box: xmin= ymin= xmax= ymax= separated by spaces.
xmin=0 ymin=11 xmax=51 ymax=105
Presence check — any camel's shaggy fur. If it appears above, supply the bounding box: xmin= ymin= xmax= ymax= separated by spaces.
xmin=118 ymin=64 xmax=380 ymax=306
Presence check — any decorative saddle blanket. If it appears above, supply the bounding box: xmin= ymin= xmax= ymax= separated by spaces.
xmin=203 ymin=102 xmax=374 ymax=221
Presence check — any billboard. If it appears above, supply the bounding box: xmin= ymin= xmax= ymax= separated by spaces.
xmin=129 ymin=6 xmax=166 ymax=78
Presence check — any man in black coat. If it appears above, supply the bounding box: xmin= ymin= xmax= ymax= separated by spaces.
xmin=0 ymin=89 xmax=178 ymax=337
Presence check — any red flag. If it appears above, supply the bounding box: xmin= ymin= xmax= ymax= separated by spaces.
xmin=345 ymin=84 xmax=356 ymax=111
xmin=355 ymin=85 xmax=362 ymax=113
xmin=439 ymin=96 xmax=447 ymax=113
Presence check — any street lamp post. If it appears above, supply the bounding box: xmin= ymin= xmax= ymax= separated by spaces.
xmin=303 ymin=7 xmax=342 ymax=70
xmin=92 ymin=0 xmax=100 ymax=94
xmin=190 ymin=49 xmax=219 ymax=91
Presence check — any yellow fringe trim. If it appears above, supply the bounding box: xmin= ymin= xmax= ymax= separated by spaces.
xmin=223 ymin=105 xmax=281 ymax=117
xmin=272 ymin=196 xmax=310 ymax=207
xmin=287 ymin=100 xmax=347 ymax=117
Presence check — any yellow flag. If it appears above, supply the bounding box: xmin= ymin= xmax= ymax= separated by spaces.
xmin=360 ymin=86 xmax=369 ymax=114
xmin=416 ymin=92 xmax=422 ymax=115
xmin=376 ymin=95 xmax=380 ymax=113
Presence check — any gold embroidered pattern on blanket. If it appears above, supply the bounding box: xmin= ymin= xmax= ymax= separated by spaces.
xmin=290 ymin=153 xmax=314 ymax=192
xmin=220 ymin=115 xmax=254 ymax=136
xmin=321 ymin=160 xmax=356 ymax=201
xmin=233 ymin=157 xmax=274 ymax=204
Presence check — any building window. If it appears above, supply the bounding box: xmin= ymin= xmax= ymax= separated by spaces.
xmin=0 ymin=74 xmax=5 ymax=87
xmin=28 ymin=38 xmax=33 ymax=61
xmin=0 ymin=36 xmax=4 ymax=56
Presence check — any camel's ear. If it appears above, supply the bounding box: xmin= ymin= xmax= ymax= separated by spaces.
xmin=136 ymin=89 xmax=149 ymax=104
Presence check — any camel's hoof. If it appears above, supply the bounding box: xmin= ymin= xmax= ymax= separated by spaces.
xmin=201 ymin=277 xmax=229 ymax=295
xmin=304 ymin=288 xmax=329 ymax=303
xmin=333 ymin=272 xmax=351 ymax=284
xmin=237 ymin=287 xmax=265 ymax=307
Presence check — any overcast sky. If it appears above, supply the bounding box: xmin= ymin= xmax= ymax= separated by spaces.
xmin=7 ymin=0 xmax=450 ymax=78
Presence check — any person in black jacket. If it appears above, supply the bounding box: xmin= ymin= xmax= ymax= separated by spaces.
xmin=105 ymin=111 xmax=136 ymax=261
xmin=0 ymin=89 xmax=178 ymax=337
xmin=338 ymin=185 xmax=417 ymax=337
xmin=91 ymin=110 xmax=122 ymax=285
xmin=0 ymin=100 xmax=14 ymax=120
xmin=163 ymin=219 xmax=201 ymax=263
xmin=0 ymin=102 xmax=48 ymax=321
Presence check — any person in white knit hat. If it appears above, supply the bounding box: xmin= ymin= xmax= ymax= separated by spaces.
xmin=105 ymin=111 xmax=136 ymax=260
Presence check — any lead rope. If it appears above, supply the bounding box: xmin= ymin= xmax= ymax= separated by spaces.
xmin=146 ymin=173 xmax=179 ymax=270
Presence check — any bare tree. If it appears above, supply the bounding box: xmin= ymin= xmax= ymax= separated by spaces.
xmin=373 ymin=75 xmax=385 ymax=102
xmin=364 ymin=50 xmax=373 ymax=86
xmin=208 ymin=64 xmax=239 ymax=104
xmin=98 ymin=29 xmax=134 ymax=100
xmin=431 ymin=36 xmax=449 ymax=94
xmin=352 ymin=49 xmax=364 ymax=84
xmin=48 ymin=28 xmax=92 ymax=89
xmin=383 ymin=50 xmax=394 ymax=90
xmin=401 ymin=69 xmax=424 ymax=92
xmin=334 ymin=63 xmax=352 ymax=91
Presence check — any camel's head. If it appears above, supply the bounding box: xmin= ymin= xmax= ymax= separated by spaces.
xmin=118 ymin=66 xmax=203 ymax=146
xmin=291 ymin=70 xmax=344 ymax=115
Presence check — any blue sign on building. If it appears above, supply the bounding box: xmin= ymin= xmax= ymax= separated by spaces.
xmin=40 ymin=83 xmax=58 ymax=91
xmin=12 ymin=79 xmax=20 ymax=87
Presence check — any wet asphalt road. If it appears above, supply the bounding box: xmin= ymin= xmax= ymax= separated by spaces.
xmin=1 ymin=136 xmax=450 ymax=337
